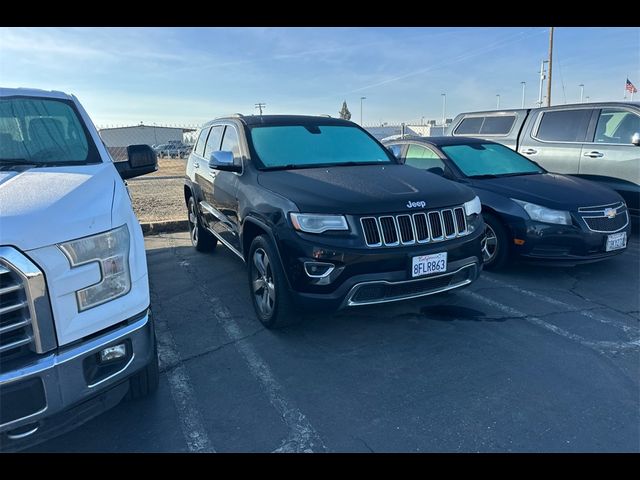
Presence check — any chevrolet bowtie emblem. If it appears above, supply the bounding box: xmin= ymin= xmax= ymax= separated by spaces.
xmin=604 ymin=208 xmax=617 ymax=219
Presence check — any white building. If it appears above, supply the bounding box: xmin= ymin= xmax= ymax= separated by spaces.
xmin=98 ymin=125 xmax=195 ymax=161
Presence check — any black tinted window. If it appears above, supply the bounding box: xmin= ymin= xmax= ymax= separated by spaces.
xmin=203 ymin=126 xmax=224 ymax=159
xmin=480 ymin=116 xmax=515 ymax=135
xmin=535 ymin=110 xmax=592 ymax=142
xmin=455 ymin=117 xmax=483 ymax=135
xmin=221 ymin=126 xmax=241 ymax=162
xmin=194 ymin=127 xmax=209 ymax=156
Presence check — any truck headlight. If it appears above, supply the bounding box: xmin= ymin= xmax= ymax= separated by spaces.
xmin=58 ymin=225 xmax=131 ymax=311
xmin=512 ymin=199 xmax=572 ymax=225
xmin=290 ymin=213 xmax=349 ymax=233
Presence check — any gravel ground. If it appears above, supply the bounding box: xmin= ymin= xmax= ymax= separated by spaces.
xmin=128 ymin=158 xmax=187 ymax=223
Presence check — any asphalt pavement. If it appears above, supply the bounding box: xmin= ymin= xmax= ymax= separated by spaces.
xmin=29 ymin=230 xmax=640 ymax=452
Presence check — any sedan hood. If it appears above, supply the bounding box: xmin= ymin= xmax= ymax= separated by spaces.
xmin=0 ymin=164 xmax=115 ymax=251
xmin=257 ymin=164 xmax=475 ymax=214
xmin=470 ymin=173 xmax=623 ymax=210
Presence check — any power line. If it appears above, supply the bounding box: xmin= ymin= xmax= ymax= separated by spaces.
xmin=255 ymin=103 xmax=266 ymax=115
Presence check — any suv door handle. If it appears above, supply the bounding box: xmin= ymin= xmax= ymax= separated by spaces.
xmin=521 ymin=148 xmax=537 ymax=155
xmin=583 ymin=151 xmax=604 ymax=158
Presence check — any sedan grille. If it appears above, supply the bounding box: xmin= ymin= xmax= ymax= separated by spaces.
xmin=578 ymin=202 xmax=629 ymax=233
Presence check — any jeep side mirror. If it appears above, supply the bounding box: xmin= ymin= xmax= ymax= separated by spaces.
xmin=115 ymin=144 xmax=158 ymax=180
xmin=209 ymin=151 xmax=241 ymax=172
xmin=632 ymin=132 xmax=640 ymax=146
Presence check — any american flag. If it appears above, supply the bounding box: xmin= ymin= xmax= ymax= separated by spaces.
xmin=626 ymin=78 xmax=638 ymax=94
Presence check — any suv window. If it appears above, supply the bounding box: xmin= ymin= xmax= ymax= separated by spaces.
xmin=194 ymin=127 xmax=210 ymax=156
xmin=594 ymin=109 xmax=640 ymax=144
xmin=405 ymin=144 xmax=445 ymax=171
xmin=535 ymin=109 xmax=592 ymax=142
xmin=203 ymin=126 xmax=224 ymax=160
xmin=454 ymin=115 xmax=515 ymax=136
xmin=221 ymin=126 xmax=241 ymax=163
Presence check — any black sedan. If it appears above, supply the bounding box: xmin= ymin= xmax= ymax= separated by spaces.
xmin=383 ymin=136 xmax=631 ymax=270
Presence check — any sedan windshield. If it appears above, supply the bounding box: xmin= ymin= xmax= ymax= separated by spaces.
xmin=0 ymin=97 xmax=100 ymax=166
xmin=249 ymin=125 xmax=394 ymax=169
xmin=441 ymin=143 xmax=544 ymax=178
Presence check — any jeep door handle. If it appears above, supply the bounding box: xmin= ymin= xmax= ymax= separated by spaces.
xmin=583 ymin=151 xmax=604 ymax=158
xmin=521 ymin=148 xmax=537 ymax=155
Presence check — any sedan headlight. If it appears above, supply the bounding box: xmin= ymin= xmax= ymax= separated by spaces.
xmin=59 ymin=225 xmax=131 ymax=311
xmin=512 ymin=199 xmax=572 ymax=225
xmin=290 ymin=213 xmax=349 ymax=233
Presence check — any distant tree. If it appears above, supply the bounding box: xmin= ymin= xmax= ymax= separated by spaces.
xmin=339 ymin=101 xmax=352 ymax=120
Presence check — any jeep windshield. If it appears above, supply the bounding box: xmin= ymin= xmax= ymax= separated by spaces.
xmin=0 ymin=96 xmax=101 ymax=167
xmin=248 ymin=124 xmax=395 ymax=170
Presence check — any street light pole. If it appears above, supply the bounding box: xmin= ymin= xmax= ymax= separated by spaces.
xmin=521 ymin=82 xmax=526 ymax=108
xmin=360 ymin=97 xmax=366 ymax=125
xmin=579 ymin=84 xmax=584 ymax=103
xmin=546 ymin=27 xmax=554 ymax=107
xmin=538 ymin=60 xmax=549 ymax=107
xmin=496 ymin=94 xmax=501 ymax=110
xmin=441 ymin=93 xmax=446 ymax=128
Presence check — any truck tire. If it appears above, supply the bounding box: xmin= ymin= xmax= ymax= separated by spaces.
xmin=481 ymin=212 xmax=510 ymax=271
xmin=248 ymin=235 xmax=300 ymax=329
xmin=126 ymin=334 xmax=159 ymax=400
xmin=188 ymin=196 xmax=217 ymax=252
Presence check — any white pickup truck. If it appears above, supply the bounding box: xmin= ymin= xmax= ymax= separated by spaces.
xmin=0 ymin=88 xmax=159 ymax=450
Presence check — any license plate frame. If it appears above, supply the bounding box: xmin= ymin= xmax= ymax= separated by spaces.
xmin=605 ymin=232 xmax=627 ymax=252
xmin=411 ymin=252 xmax=448 ymax=278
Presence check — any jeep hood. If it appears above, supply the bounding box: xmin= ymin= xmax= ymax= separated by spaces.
xmin=257 ymin=164 xmax=475 ymax=214
xmin=0 ymin=164 xmax=116 ymax=251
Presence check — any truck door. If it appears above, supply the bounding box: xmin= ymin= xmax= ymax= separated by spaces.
xmin=518 ymin=107 xmax=593 ymax=174
xmin=579 ymin=107 xmax=640 ymax=215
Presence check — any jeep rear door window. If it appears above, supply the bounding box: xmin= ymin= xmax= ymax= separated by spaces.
xmin=194 ymin=127 xmax=210 ymax=156
xmin=249 ymin=125 xmax=394 ymax=169
xmin=593 ymin=109 xmax=640 ymax=144
xmin=0 ymin=96 xmax=100 ymax=165
xmin=442 ymin=143 xmax=544 ymax=178
xmin=535 ymin=109 xmax=592 ymax=142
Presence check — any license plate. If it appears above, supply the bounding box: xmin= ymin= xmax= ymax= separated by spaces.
xmin=412 ymin=252 xmax=447 ymax=278
xmin=606 ymin=232 xmax=627 ymax=252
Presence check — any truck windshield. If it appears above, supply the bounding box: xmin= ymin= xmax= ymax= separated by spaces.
xmin=249 ymin=125 xmax=395 ymax=169
xmin=0 ymin=97 xmax=100 ymax=166
xmin=441 ymin=143 xmax=544 ymax=178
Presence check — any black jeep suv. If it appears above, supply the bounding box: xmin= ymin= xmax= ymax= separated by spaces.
xmin=184 ymin=115 xmax=484 ymax=327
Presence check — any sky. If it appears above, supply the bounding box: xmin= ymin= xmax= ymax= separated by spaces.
xmin=1 ymin=27 xmax=638 ymax=127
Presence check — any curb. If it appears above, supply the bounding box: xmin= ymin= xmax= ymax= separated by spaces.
xmin=141 ymin=219 xmax=189 ymax=236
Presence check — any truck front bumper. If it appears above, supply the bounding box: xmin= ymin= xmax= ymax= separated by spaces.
xmin=0 ymin=308 xmax=154 ymax=451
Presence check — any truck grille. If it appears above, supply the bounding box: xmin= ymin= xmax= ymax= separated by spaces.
xmin=0 ymin=265 xmax=33 ymax=360
xmin=578 ymin=202 xmax=629 ymax=233
xmin=0 ymin=248 xmax=56 ymax=364
xmin=360 ymin=206 xmax=468 ymax=247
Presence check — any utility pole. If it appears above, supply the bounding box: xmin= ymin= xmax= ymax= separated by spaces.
xmin=255 ymin=103 xmax=266 ymax=115
xmin=579 ymin=84 xmax=584 ymax=103
xmin=538 ymin=60 xmax=549 ymax=107
xmin=546 ymin=27 xmax=554 ymax=107
xmin=496 ymin=94 xmax=501 ymax=110
xmin=521 ymin=82 xmax=526 ymax=108
xmin=441 ymin=93 xmax=446 ymax=128
xmin=360 ymin=96 xmax=366 ymax=125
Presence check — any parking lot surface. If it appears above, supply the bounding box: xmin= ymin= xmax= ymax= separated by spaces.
xmin=29 ymin=230 xmax=639 ymax=452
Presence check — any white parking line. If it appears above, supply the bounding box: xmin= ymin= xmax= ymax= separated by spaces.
xmin=205 ymin=298 xmax=326 ymax=453
xmin=480 ymin=275 xmax=639 ymax=335
xmin=460 ymin=290 xmax=639 ymax=353
xmin=154 ymin=314 xmax=216 ymax=453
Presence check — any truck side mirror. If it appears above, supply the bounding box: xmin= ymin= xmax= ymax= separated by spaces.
xmin=632 ymin=132 xmax=640 ymax=146
xmin=115 ymin=144 xmax=158 ymax=179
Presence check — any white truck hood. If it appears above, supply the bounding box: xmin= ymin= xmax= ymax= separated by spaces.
xmin=0 ymin=163 xmax=116 ymax=251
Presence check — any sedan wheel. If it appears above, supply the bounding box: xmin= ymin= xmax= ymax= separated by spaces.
xmin=481 ymin=224 xmax=498 ymax=263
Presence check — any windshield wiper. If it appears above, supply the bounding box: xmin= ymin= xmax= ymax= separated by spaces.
xmin=468 ymin=174 xmax=499 ymax=179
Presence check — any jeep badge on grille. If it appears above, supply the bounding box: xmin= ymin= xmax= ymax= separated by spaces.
xmin=406 ymin=201 xmax=426 ymax=209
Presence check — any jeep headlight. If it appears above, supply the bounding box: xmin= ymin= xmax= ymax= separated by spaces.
xmin=290 ymin=213 xmax=349 ymax=233
xmin=463 ymin=195 xmax=482 ymax=232
xmin=59 ymin=224 xmax=131 ymax=311
xmin=512 ymin=199 xmax=572 ymax=225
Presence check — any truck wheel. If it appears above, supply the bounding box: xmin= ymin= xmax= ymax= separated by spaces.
xmin=126 ymin=334 xmax=159 ymax=400
xmin=481 ymin=213 xmax=509 ymax=270
xmin=188 ymin=196 xmax=217 ymax=252
xmin=248 ymin=235 xmax=300 ymax=329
